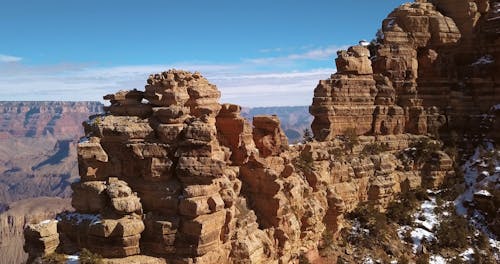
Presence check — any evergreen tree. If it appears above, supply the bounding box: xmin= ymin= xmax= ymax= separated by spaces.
xmin=302 ymin=128 xmax=313 ymax=143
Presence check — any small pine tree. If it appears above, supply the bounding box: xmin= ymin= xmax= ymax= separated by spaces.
xmin=302 ymin=128 xmax=314 ymax=143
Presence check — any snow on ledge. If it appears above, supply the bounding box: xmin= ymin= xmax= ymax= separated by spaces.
xmin=66 ymin=254 xmax=79 ymax=264
xmin=474 ymin=189 xmax=492 ymax=197
xmin=459 ymin=248 xmax=474 ymax=262
xmin=59 ymin=212 xmax=101 ymax=225
xmin=35 ymin=219 xmax=57 ymax=226
xmin=471 ymin=55 xmax=494 ymax=66
xmin=78 ymin=136 xmax=90 ymax=144
xmin=429 ymin=255 xmax=446 ymax=264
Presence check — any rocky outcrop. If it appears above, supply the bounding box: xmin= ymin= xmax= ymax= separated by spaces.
xmin=25 ymin=69 xmax=457 ymax=263
xmin=24 ymin=1 xmax=499 ymax=263
xmin=24 ymin=220 xmax=59 ymax=261
xmin=35 ymin=71 xmax=275 ymax=263
xmin=58 ymin=179 xmax=145 ymax=258
xmin=0 ymin=197 xmax=71 ymax=264
xmin=311 ymin=0 xmax=499 ymax=140
xmin=310 ymin=45 xmax=406 ymax=140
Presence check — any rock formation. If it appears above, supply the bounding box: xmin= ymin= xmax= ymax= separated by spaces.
xmin=23 ymin=0 xmax=499 ymax=263
xmin=24 ymin=70 xmax=456 ymax=263
xmin=310 ymin=45 xmax=406 ymax=140
xmin=24 ymin=220 xmax=60 ymax=261
xmin=0 ymin=197 xmax=71 ymax=264
xmin=310 ymin=0 xmax=500 ymax=140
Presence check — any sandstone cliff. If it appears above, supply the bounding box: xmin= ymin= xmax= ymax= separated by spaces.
xmin=23 ymin=0 xmax=500 ymax=263
xmin=310 ymin=0 xmax=500 ymax=140
xmin=24 ymin=70 xmax=455 ymax=263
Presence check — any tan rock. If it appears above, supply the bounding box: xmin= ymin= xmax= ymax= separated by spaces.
xmin=23 ymin=220 xmax=60 ymax=257
xmin=252 ymin=115 xmax=289 ymax=157
xmin=71 ymin=181 xmax=108 ymax=213
xmin=88 ymin=217 xmax=144 ymax=238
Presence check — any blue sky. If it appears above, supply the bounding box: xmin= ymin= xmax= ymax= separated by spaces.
xmin=0 ymin=0 xmax=407 ymax=106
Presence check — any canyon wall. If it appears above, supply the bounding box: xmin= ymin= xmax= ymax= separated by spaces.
xmin=24 ymin=0 xmax=499 ymax=263
xmin=0 ymin=101 xmax=103 ymax=203
xmin=27 ymin=70 xmax=454 ymax=263
xmin=310 ymin=0 xmax=500 ymax=140
xmin=0 ymin=101 xmax=102 ymax=139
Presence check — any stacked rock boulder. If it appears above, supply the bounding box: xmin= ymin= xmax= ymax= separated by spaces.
xmin=24 ymin=220 xmax=59 ymax=262
xmin=58 ymin=177 xmax=144 ymax=258
xmin=310 ymin=45 xmax=406 ymax=140
xmin=42 ymin=70 xmax=279 ymax=263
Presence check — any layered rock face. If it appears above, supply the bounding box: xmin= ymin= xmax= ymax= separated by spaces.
xmin=24 ymin=1 xmax=498 ymax=263
xmin=24 ymin=220 xmax=60 ymax=261
xmin=25 ymin=69 xmax=456 ymax=263
xmin=310 ymin=46 xmax=405 ymax=140
xmin=310 ymin=0 xmax=500 ymax=140
xmin=36 ymin=70 xmax=277 ymax=263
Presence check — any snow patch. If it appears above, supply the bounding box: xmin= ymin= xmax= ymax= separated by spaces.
xmin=398 ymin=191 xmax=452 ymax=254
xmin=459 ymin=247 xmax=474 ymax=261
xmin=429 ymin=255 xmax=446 ymax=264
xmin=78 ymin=136 xmax=90 ymax=144
xmin=352 ymin=219 xmax=370 ymax=235
xmin=411 ymin=228 xmax=435 ymax=252
xmin=39 ymin=219 xmax=52 ymax=225
xmin=59 ymin=212 xmax=101 ymax=225
xmin=471 ymin=55 xmax=494 ymax=66
xmin=35 ymin=219 xmax=58 ymax=227
xmin=474 ymin=189 xmax=492 ymax=197
xmin=66 ymin=254 xmax=79 ymax=264
xmin=35 ymin=219 xmax=57 ymax=226
xmin=362 ymin=257 xmax=374 ymax=264
xmin=454 ymin=142 xmax=500 ymax=259
xmin=414 ymin=198 xmax=438 ymax=231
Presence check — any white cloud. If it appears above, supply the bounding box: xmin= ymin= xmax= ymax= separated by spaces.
xmin=0 ymin=54 xmax=22 ymax=63
xmin=0 ymin=44 xmax=348 ymax=106
xmin=0 ymin=61 xmax=334 ymax=107
xmin=210 ymin=68 xmax=334 ymax=107
xmin=246 ymin=45 xmax=349 ymax=64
